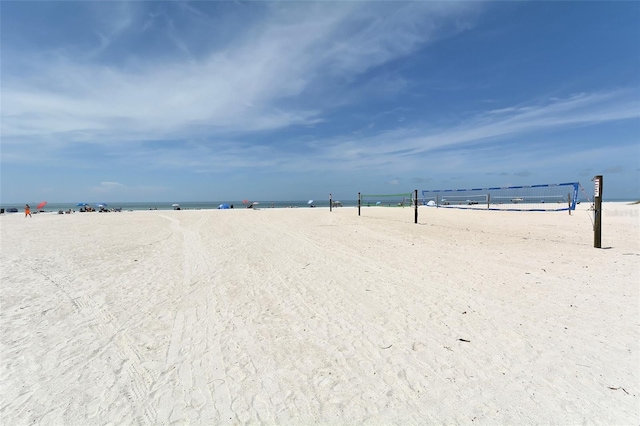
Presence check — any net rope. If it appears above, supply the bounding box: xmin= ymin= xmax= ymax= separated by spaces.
xmin=361 ymin=192 xmax=414 ymax=207
xmin=421 ymin=182 xmax=579 ymax=212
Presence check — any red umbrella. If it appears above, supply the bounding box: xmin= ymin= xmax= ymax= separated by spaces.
xmin=242 ymin=199 xmax=249 ymax=204
xmin=37 ymin=201 xmax=47 ymax=209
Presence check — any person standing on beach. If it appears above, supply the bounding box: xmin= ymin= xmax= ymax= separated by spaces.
xmin=24 ymin=204 xmax=31 ymax=218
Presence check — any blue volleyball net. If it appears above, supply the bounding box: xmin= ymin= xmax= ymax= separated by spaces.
xmin=421 ymin=182 xmax=580 ymax=212
xmin=360 ymin=192 xmax=414 ymax=207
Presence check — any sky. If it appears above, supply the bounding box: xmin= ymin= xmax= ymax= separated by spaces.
xmin=1 ymin=1 xmax=639 ymax=203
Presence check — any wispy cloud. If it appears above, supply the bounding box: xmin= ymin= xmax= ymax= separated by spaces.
xmin=303 ymin=90 xmax=640 ymax=170
xmin=2 ymin=2 xmax=479 ymax=150
xmin=89 ymin=3 xmax=136 ymax=57
xmin=2 ymin=1 xmax=638 ymax=201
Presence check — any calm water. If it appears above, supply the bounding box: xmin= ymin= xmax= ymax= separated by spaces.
xmin=2 ymin=200 xmax=359 ymax=213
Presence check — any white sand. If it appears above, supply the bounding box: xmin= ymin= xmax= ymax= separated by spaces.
xmin=1 ymin=202 xmax=638 ymax=425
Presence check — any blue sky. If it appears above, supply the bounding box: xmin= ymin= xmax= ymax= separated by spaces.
xmin=1 ymin=1 xmax=639 ymax=203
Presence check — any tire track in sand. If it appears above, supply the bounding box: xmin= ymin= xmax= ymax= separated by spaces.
xmin=155 ymin=214 xmax=234 ymax=424
xmin=18 ymin=254 xmax=158 ymax=425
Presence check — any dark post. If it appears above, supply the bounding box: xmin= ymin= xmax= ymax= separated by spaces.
xmin=568 ymin=192 xmax=572 ymax=216
xmin=593 ymin=175 xmax=603 ymax=248
xmin=487 ymin=193 xmax=490 ymax=210
xmin=414 ymin=189 xmax=418 ymax=224
xmin=329 ymin=193 xmax=332 ymax=212
xmin=358 ymin=192 xmax=361 ymax=216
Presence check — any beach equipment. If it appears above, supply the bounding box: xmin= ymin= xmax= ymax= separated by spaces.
xmin=252 ymin=202 xmax=259 ymax=205
xmin=76 ymin=203 xmax=88 ymax=207
xmin=95 ymin=203 xmax=107 ymax=208
xmin=37 ymin=201 xmax=47 ymax=209
xmin=308 ymin=200 xmax=314 ymax=205
xmin=172 ymin=203 xmax=180 ymax=207
xmin=427 ymin=200 xmax=436 ymax=206
xmin=359 ymin=190 xmax=419 ymax=224
xmin=421 ymin=182 xmax=580 ymax=212
xmin=218 ymin=203 xmax=230 ymax=209
xmin=242 ymin=200 xmax=249 ymax=204
xmin=360 ymin=192 xmax=413 ymax=209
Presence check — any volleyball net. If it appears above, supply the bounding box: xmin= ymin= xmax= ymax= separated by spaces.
xmin=360 ymin=192 xmax=414 ymax=207
xmin=421 ymin=182 xmax=580 ymax=212
xmin=358 ymin=191 xmax=419 ymax=223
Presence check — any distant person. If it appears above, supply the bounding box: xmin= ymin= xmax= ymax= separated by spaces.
xmin=24 ymin=204 xmax=31 ymax=218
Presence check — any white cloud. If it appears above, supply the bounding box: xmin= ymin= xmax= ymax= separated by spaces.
xmin=2 ymin=2 xmax=638 ymax=200
xmin=1 ymin=2 xmax=480 ymax=151
xmin=307 ymin=90 xmax=640 ymax=169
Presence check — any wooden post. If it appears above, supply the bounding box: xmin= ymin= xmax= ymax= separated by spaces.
xmin=568 ymin=192 xmax=572 ymax=215
xmin=414 ymin=189 xmax=418 ymax=224
xmin=329 ymin=193 xmax=332 ymax=212
xmin=593 ymin=175 xmax=603 ymax=248
xmin=358 ymin=193 xmax=361 ymax=216
xmin=487 ymin=193 xmax=490 ymax=209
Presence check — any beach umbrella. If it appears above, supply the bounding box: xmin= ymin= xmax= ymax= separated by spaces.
xmin=307 ymin=200 xmax=314 ymax=204
xmin=427 ymin=200 xmax=436 ymax=206
xmin=242 ymin=199 xmax=249 ymax=204
xmin=37 ymin=201 xmax=47 ymax=209
xmin=76 ymin=203 xmax=88 ymax=207
xmin=218 ymin=203 xmax=230 ymax=209
xmin=376 ymin=201 xmax=381 ymax=206
xmin=172 ymin=203 xmax=180 ymax=207
xmin=95 ymin=203 xmax=107 ymax=207
xmin=252 ymin=202 xmax=259 ymax=205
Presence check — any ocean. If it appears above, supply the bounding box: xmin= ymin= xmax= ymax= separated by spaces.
xmin=2 ymin=200 xmax=359 ymax=213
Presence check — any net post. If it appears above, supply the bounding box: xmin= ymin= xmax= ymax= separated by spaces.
xmin=593 ymin=175 xmax=603 ymax=248
xmin=358 ymin=192 xmax=361 ymax=216
xmin=330 ymin=193 xmax=332 ymax=212
xmin=487 ymin=193 xmax=490 ymax=209
xmin=414 ymin=189 xmax=418 ymax=224
xmin=568 ymin=192 xmax=571 ymax=215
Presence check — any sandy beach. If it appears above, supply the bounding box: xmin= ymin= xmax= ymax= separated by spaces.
xmin=1 ymin=202 xmax=638 ymax=425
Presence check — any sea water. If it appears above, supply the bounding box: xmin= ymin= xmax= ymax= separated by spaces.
xmin=2 ymin=200 xmax=360 ymax=213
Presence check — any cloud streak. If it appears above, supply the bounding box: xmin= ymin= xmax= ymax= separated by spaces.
xmin=2 ymin=2 xmax=479 ymax=147
xmin=1 ymin=1 xmax=638 ymax=201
